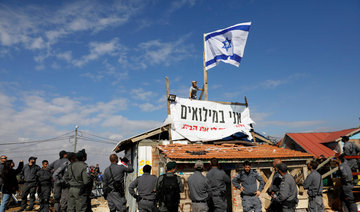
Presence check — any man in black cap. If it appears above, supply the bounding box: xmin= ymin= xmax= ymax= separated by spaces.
xmin=156 ymin=161 xmax=184 ymax=212
xmin=129 ymin=165 xmax=158 ymax=212
xmin=19 ymin=156 xmax=41 ymax=211
xmin=103 ymin=154 xmax=134 ymax=212
xmin=49 ymin=150 xmax=69 ymax=212
xmin=65 ymin=149 xmax=91 ymax=212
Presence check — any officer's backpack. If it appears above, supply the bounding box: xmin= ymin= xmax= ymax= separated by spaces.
xmin=159 ymin=174 xmax=180 ymax=208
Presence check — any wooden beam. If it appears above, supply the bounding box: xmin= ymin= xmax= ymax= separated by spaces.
xmin=131 ymin=126 xmax=168 ymax=143
xmin=322 ymin=167 xmax=338 ymax=179
xmin=199 ymin=84 xmax=204 ymax=100
xmin=262 ymin=170 xmax=274 ymax=194
xmin=259 ymin=170 xmax=268 ymax=183
xmin=166 ymin=77 xmax=173 ymax=144
xmin=208 ymin=100 xmax=247 ymax=106
xmin=290 ymin=168 xmax=301 ymax=177
xmin=316 ymin=156 xmax=333 ymax=170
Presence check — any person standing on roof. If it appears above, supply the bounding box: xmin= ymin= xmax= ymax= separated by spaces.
xmin=303 ymin=160 xmax=324 ymax=212
xmin=189 ymin=81 xmax=203 ymax=99
xmin=232 ymin=160 xmax=265 ymax=212
xmin=206 ymin=158 xmax=230 ymax=212
xmin=156 ymin=161 xmax=184 ymax=212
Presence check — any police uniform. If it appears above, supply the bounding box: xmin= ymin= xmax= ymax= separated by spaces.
xmin=232 ymin=169 xmax=265 ymax=212
xmin=49 ymin=157 xmax=69 ymax=212
xmin=188 ymin=170 xmax=210 ymax=212
xmin=303 ymin=169 xmax=324 ymax=212
xmin=103 ymin=163 xmax=134 ymax=212
xmin=339 ymin=161 xmax=357 ymax=212
xmin=267 ymin=170 xmax=282 ymax=212
xmin=53 ymin=161 xmax=70 ymax=212
xmin=343 ymin=141 xmax=360 ymax=170
xmin=64 ymin=161 xmax=91 ymax=212
xmin=206 ymin=167 xmax=230 ymax=212
xmin=37 ymin=168 xmax=52 ymax=212
xmin=156 ymin=172 xmax=184 ymax=212
xmin=129 ymin=172 xmax=158 ymax=212
xmin=274 ymin=173 xmax=298 ymax=212
xmin=19 ymin=163 xmax=41 ymax=210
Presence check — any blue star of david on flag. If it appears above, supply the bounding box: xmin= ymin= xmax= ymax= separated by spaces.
xmin=204 ymin=22 xmax=251 ymax=70
xmin=222 ymin=38 xmax=232 ymax=52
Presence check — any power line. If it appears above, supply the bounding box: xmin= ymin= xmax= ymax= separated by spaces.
xmin=0 ymin=131 xmax=74 ymax=146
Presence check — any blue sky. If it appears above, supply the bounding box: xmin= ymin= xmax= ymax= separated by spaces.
xmin=0 ymin=0 xmax=359 ymax=166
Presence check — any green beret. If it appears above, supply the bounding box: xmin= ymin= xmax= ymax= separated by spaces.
xmin=166 ymin=161 xmax=177 ymax=170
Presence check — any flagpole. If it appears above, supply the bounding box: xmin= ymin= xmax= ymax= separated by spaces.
xmin=203 ymin=33 xmax=208 ymax=100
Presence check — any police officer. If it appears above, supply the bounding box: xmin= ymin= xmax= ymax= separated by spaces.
xmin=129 ymin=165 xmax=158 ymax=212
xmin=53 ymin=152 xmax=77 ymax=212
xmin=156 ymin=161 xmax=184 ymax=212
xmin=37 ymin=160 xmax=52 ymax=212
xmin=103 ymin=154 xmax=134 ymax=212
xmin=342 ymin=136 xmax=360 ymax=184
xmin=273 ymin=163 xmax=298 ymax=212
xmin=206 ymin=158 xmax=230 ymax=212
xmin=188 ymin=160 xmax=210 ymax=212
xmin=232 ymin=161 xmax=265 ymax=212
xmin=267 ymin=159 xmax=282 ymax=212
xmin=64 ymin=149 xmax=91 ymax=212
xmin=303 ymin=160 xmax=324 ymax=212
xmin=336 ymin=154 xmax=357 ymax=212
xmin=19 ymin=156 xmax=41 ymax=211
xmin=49 ymin=150 xmax=69 ymax=212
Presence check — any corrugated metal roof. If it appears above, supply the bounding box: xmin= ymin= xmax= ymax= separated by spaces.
xmin=158 ymin=143 xmax=313 ymax=160
xmin=286 ymin=128 xmax=359 ymax=158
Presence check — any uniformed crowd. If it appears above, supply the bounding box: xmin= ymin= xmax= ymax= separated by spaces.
xmin=0 ymin=149 xmax=101 ymax=212
xmin=0 ymin=135 xmax=358 ymax=212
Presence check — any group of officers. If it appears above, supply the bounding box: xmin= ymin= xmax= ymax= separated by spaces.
xmin=102 ymin=153 xmax=357 ymax=212
xmin=0 ymin=135 xmax=358 ymax=212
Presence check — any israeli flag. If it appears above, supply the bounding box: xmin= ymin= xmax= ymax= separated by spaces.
xmin=204 ymin=22 xmax=251 ymax=70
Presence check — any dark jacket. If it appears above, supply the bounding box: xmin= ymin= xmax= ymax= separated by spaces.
xmin=1 ymin=162 xmax=24 ymax=194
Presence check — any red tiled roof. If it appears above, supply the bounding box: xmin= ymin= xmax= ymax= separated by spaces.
xmin=157 ymin=144 xmax=313 ymax=160
xmin=286 ymin=128 xmax=358 ymax=158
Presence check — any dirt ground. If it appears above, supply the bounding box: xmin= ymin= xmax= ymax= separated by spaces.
xmin=6 ymin=197 xmax=109 ymax=212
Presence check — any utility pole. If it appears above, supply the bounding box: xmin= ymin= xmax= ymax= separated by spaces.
xmin=74 ymin=125 xmax=79 ymax=152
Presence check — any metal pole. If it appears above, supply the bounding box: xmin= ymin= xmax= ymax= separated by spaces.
xmin=74 ymin=125 xmax=79 ymax=152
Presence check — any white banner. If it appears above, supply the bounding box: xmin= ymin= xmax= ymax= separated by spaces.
xmin=169 ymin=97 xmax=255 ymax=142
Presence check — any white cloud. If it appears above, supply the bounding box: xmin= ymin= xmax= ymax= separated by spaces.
xmin=0 ymin=1 xmax=143 ymax=53
xmin=130 ymin=88 xmax=156 ymax=101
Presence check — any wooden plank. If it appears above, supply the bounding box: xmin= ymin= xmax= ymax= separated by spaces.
xmin=316 ymin=156 xmax=333 ymax=170
xmin=131 ymin=126 xmax=168 ymax=143
xmin=261 ymin=170 xmax=274 ymax=194
xmin=166 ymin=77 xmax=173 ymax=144
xmin=290 ymin=168 xmax=301 ymax=177
xmin=259 ymin=170 xmax=268 ymax=183
xmin=322 ymin=167 xmax=339 ymax=179
xmin=198 ymin=84 xmax=204 ymax=100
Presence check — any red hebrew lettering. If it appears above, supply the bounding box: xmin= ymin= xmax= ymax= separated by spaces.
xmin=211 ymin=127 xmax=217 ymax=131
xmin=192 ymin=126 xmax=198 ymax=130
